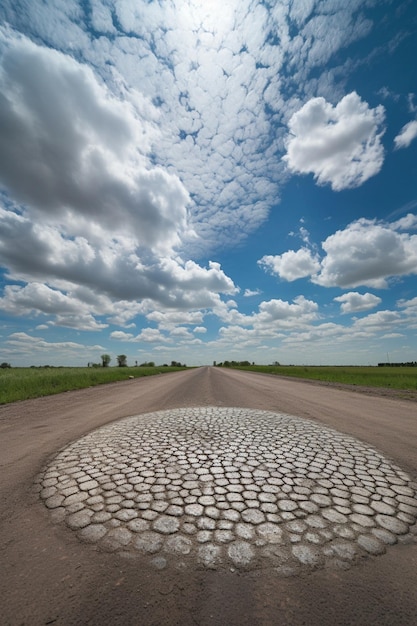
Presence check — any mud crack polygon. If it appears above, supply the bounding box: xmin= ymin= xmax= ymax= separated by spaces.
xmin=37 ymin=407 xmax=417 ymax=574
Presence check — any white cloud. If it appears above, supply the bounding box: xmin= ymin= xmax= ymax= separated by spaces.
xmin=136 ymin=328 xmax=169 ymax=343
xmin=169 ymin=327 xmax=193 ymax=339
xmin=217 ymin=295 xmax=319 ymax=330
xmin=352 ymin=310 xmax=402 ymax=332
xmin=0 ymin=282 xmax=109 ymax=330
xmin=0 ymin=29 xmax=243 ymax=332
xmin=0 ymin=28 xmax=191 ymax=252
xmin=110 ymin=327 xmax=169 ymax=344
xmin=392 ymin=212 xmax=417 ymax=230
xmin=281 ymin=306 xmax=408 ymax=348
xmin=283 ymin=92 xmax=385 ymax=190
xmin=259 ymin=248 xmax=320 ymax=281
xmin=397 ymin=296 xmax=417 ymax=317
xmin=398 ymin=295 xmax=417 ymax=307
xmin=207 ymin=290 xmax=417 ymax=365
xmin=334 ymin=292 xmax=382 ymax=314
xmin=0 ymin=282 xmax=82 ymax=316
xmin=314 ymin=216 xmax=417 ymax=288
xmin=408 ymin=93 xmax=417 ymax=113
xmin=146 ymin=310 xmax=205 ymax=329
xmin=216 ymin=325 xmax=281 ymax=348
xmin=281 ymin=323 xmax=349 ymax=346
xmin=394 ymin=120 xmax=417 ymax=149
xmin=259 ymin=214 xmax=417 ymax=291
xmin=0 ymin=207 xmax=236 ymax=326
xmin=256 ymin=296 xmax=318 ymax=326
xmin=109 ymin=331 xmax=134 ymax=342
xmin=243 ymin=289 xmax=261 ymax=297
xmin=377 ymin=86 xmax=400 ymax=102
xmin=4 ymin=332 xmax=105 ymax=364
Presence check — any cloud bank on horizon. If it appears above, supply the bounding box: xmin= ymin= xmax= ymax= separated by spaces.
xmin=0 ymin=0 xmax=416 ymax=366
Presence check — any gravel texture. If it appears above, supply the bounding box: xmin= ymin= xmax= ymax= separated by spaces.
xmin=37 ymin=407 xmax=417 ymax=575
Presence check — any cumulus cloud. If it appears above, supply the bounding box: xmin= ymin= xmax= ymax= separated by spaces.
xmin=392 ymin=212 xmax=417 ymax=230
xmin=0 ymin=282 xmax=109 ymax=330
xmin=217 ymin=325 xmax=280 ymax=349
xmin=334 ymin=292 xmax=382 ymax=314
xmin=169 ymin=327 xmax=193 ymax=339
xmin=0 ymin=29 xmax=243 ymax=332
xmin=352 ymin=310 xmax=401 ymax=331
xmin=394 ymin=120 xmax=417 ymax=149
xmin=146 ymin=310 xmax=205 ymax=329
xmin=109 ymin=328 xmax=169 ymax=343
xmin=283 ymin=92 xmax=385 ymax=190
xmin=259 ymin=248 xmax=320 ymax=281
xmin=109 ymin=331 xmax=134 ymax=342
xmin=5 ymin=332 xmax=105 ymax=361
xmin=281 ymin=323 xmax=348 ymax=347
xmin=397 ymin=296 xmax=417 ymax=309
xmin=0 ymin=206 xmax=236 ymax=327
xmin=211 ymin=292 xmax=417 ymax=364
xmin=0 ymin=21 xmax=242 ymax=325
xmin=314 ymin=216 xmax=417 ymax=288
xmin=217 ymin=295 xmax=319 ymax=330
xmin=135 ymin=328 xmax=169 ymax=343
xmin=259 ymin=214 xmax=417 ymax=292
xmin=0 ymin=28 xmax=192 ymax=251
xmin=281 ymin=306 xmax=407 ymax=348
xmin=256 ymin=296 xmax=318 ymax=325
xmin=212 ymin=295 xmax=320 ymax=352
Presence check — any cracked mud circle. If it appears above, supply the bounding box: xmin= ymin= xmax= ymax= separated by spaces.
xmin=37 ymin=407 xmax=417 ymax=575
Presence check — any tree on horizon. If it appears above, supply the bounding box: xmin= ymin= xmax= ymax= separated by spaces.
xmin=101 ymin=354 xmax=111 ymax=367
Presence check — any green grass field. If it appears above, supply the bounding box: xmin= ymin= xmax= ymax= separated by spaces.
xmin=0 ymin=366 xmax=188 ymax=404
xmin=225 ymin=364 xmax=417 ymax=390
xmin=2 ymin=364 xmax=416 ymax=405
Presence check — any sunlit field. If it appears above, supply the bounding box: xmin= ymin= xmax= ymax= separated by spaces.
xmin=2 ymin=365 xmax=416 ymax=406
xmin=0 ymin=366 xmax=188 ymax=404
xmin=224 ymin=365 xmax=417 ymax=390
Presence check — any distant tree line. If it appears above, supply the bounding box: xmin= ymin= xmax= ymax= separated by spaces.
xmin=86 ymin=357 xmax=187 ymax=368
xmin=1 ymin=360 xmax=188 ymax=369
xmin=139 ymin=361 xmax=187 ymax=367
xmin=378 ymin=361 xmax=417 ymax=367
xmin=216 ymin=360 xmax=254 ymax=367
xmin=89 ymin=355 xmax=128 ymax=367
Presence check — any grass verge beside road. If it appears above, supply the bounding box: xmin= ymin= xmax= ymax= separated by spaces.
xmin=0 ymin=366 xmax=188 ymax=404
xmin=2 ymin=365 xmax=416 ymax=405
xmin=224 ymin=365 xmax=417 ymax=390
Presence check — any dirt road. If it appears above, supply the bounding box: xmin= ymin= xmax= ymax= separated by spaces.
xmin=1 ymin=366 xmax=416 ymax=625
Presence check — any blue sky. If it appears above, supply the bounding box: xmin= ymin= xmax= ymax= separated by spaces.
xmin=0 ymin=0 xmax=416 ymax=367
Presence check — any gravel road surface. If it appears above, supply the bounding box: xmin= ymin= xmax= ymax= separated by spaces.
xmin=1 ymin=366 xmax=416 ymax=625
